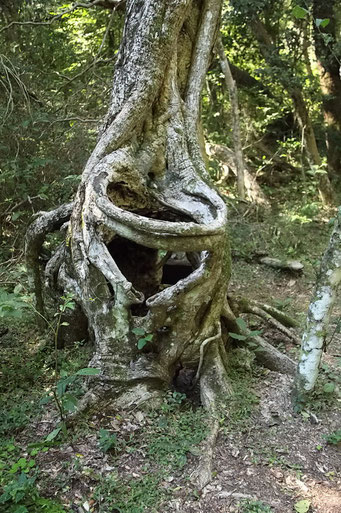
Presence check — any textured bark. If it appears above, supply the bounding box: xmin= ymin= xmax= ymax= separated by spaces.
xmin=294 ymin=208 xmax=341 ymax=401
xmin=26 ymin=0 xmax=234 ymax=410
xmin=26 ymin=0 xmax=297 ymax=413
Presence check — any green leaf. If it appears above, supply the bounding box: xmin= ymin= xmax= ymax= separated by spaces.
xmin=60 ymin=322 xmax=69 ymax=326
xmin=294 ymin=499 xmax=311 ymax=513
xmin=56 ymin=378 xmax=68 ymax=397
xmin=76 ymin=367 xmax=101 ymax=376
xmin=228 ymin=332 xmax=247 ymax=341
xmin=315 ymin=18 xmax=330 ymax=28
xmin=144 ymin=334 xmax=153 ymax=341
xmin=11 ymin=211 xmax=22 ymax=221
xmin=292 ymin=5 xmax=308 ymax=18
xmin=249 ymin=330 xmax=263 ymax=337
xmin=13 ymin=506 xmax=28 ymax=513
xmin=45 ymin=427 xmax=61 ymax=442
xmin=132 ymin=327 xmax=145 ymax=336
xmin=236 ymin=317 xmax=247 ymax=331
xmin=323 ymin=382 xmax=335 ymax=394
xmin=62 ymin=393 xmax=78 ymax=412
xmin=137 ymin=338 xmax=148 ymax=349
xmin=65 ymin=301 xmax=75 ymax=311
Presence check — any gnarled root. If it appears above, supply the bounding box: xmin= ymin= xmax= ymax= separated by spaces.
xmin=191 ymin=337 xmax=232 ymax=489
xmin=25 ymin=202 xmax=73 ymax=317
xmin=223 ymin=298 xmax=297 ymax=375
xmin=232 ymin=296 xmax=301 ymax=345
xmin=190 ymin=418 xmax=220 ymax=489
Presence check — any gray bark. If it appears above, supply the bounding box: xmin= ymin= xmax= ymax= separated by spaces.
xmin=294 ymin=208 xmax=341 ymax=401
xmin=26 ymin=0 xmax=297 ymax=412
xmin=26 ymin=0 xmax=233 ymax=410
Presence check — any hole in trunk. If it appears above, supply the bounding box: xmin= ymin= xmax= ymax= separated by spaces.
xmin=161 ymin=253 xmax=193 ymax=285
xmin=107 ymin=236 xmax=161 ymax=299
xmin=106 ymin=241 xmax=198 ymax=316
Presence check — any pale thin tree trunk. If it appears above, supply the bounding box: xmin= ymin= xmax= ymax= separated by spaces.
xmin=217 ymin=36 xmax=245 ymax=200
xmin=294 ymin=208 xmax=341 ymax=402
xmin=205 ymin=142 xmax=269 ymax=205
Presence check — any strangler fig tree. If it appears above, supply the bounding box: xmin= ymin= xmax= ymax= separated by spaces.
xmin=26 ymin=0 xmax=295 ymax=414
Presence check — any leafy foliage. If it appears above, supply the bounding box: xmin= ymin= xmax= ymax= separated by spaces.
xmin=239 ymin=499 xmax=274 ymax=513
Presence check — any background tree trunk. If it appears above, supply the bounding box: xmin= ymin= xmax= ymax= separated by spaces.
xmin=294 ymin=208 xmax=341 ymax=405
xmin=312 ymin=0 xmax=341 ymax=179
xmin=217 ymin=36 xmax=246 ymax=200
xmin=251 ymin=18 xmax=335 ymax=205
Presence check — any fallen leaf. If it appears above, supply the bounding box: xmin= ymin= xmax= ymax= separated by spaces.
xmin=294 ymin=499 xmax=311 ymax=513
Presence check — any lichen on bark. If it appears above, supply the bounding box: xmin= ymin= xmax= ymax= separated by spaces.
xmin=26 ymin=0 xmax=234 ymax=412
xmin=294 ymin=207 xmax=341 ymax=403
xmin=26 ymin=0 xmax=297 ymax=417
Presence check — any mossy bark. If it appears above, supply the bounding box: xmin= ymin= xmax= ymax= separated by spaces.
xmin=27 ymin=0 xmax=234 ymax=411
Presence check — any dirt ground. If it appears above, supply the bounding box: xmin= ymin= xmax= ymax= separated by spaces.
xmin=169 ymin=372 xmax=341 ymax=513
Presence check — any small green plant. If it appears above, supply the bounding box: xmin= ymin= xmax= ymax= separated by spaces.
xmin=147 ymin=403 xmax=207 ymax=469
xmin=0 ymin=401 xmax=40 ymax=436
xmin=323 ymin=429 xmax=341 ymax=446
xmin=98 ymin=429 xmax=118 ymax=453
xmin=132 ymin=327 xmax=153 ymax=349
xmin=41 ymin=366 xmax=100 ymax=425
xmin=228 ymin=317 xmax=262 ymax=341
xmin=239 ymin=499 xmax=274 ymax=513
xmin=0 ymin=447 xmax=66 ymax=513
xmin=0 ymin=286 xmax=30 ymax=319
xmin=95 ymin=473 xmax=163 ymax=513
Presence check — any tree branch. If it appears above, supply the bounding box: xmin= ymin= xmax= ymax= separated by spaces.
xmin=0 ymin=0 xmax=124 ymax=34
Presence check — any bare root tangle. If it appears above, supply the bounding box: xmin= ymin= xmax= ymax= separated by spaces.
xmin=29 ymin=0 xmax=232 ymax=411
xmin=25 ymin=0 xmax=298 ymax=440
xmin=223 ymin=298 xmax=296 ymax=375
xmin=231 ymin=295 xmax=301 ymax=345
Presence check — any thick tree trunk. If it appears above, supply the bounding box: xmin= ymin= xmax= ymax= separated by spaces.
xmin=26 ymin=0 xmax=297 ymax=416
xmin=294 ymin=208 xmax=341 ymax=404
xmin=28 ymin=0 xmax=233 ymax=411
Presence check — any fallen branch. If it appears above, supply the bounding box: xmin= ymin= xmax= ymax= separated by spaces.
xmin=259 ymin=257 xmax=304 ymax=272
xmin=224 ymin=298 xmax=297 ymax=375
xmin=230 ymin=296 xmax=299 ymax=328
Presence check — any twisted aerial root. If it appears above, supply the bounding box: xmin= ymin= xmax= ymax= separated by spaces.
xmin=25 ymin=202 xmax=73 ymax=316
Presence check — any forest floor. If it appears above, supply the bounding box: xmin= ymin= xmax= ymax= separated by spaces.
xmin=0 ymin=181 xmax=340 ymax=513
